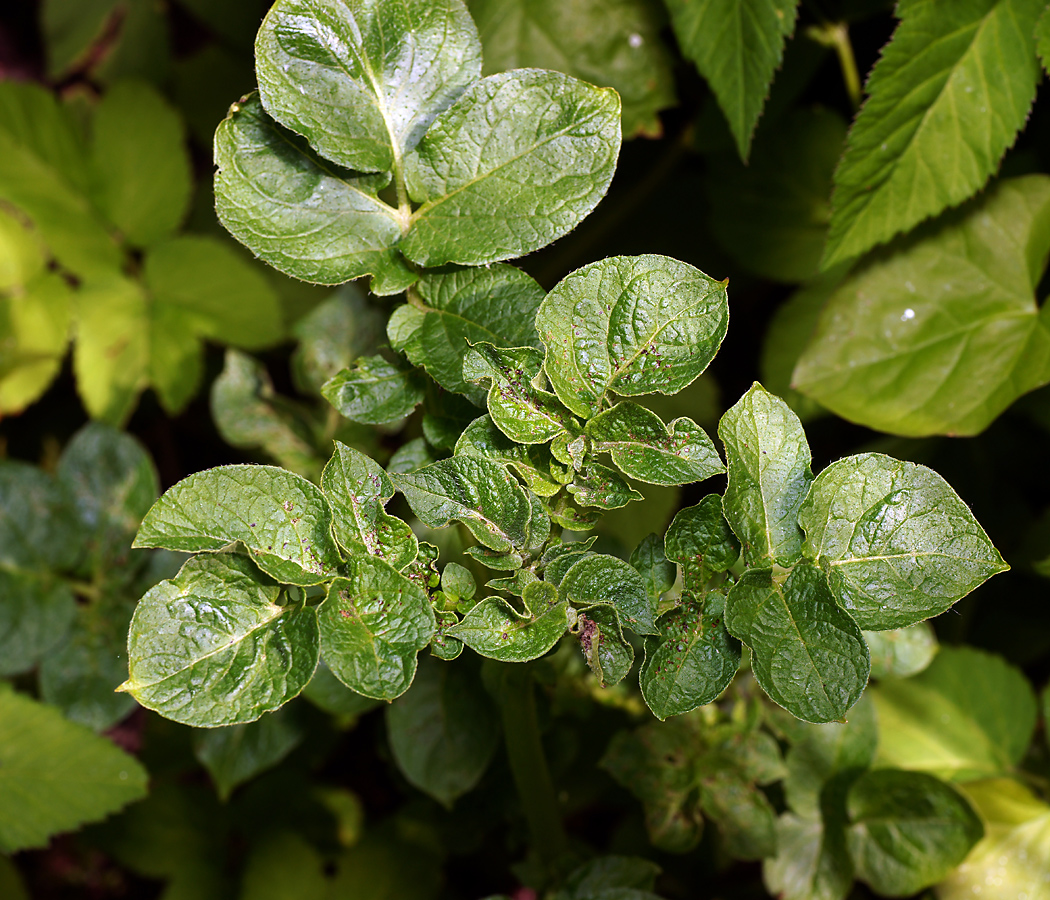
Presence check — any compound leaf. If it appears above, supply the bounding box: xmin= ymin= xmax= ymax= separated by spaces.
xmin=559 ymin=553 xmax=658 ymax=635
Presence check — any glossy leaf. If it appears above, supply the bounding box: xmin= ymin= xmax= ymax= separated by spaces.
xmin=567 ymin=462 xmax=643 ymax=510
xmin=256 ymin=0 xmax=481 ymax=173
xmin=0 ymin=687 xmax=148 ymax=853
xmin=797 ymin=176 xmax=1050 ymax=436
xmin=392 ymin=456 xmax=532 ymax=552
xmin=213 ymin=94 xmax=415 ymax=294
xmin=387 ymin=656 xmax=499 ymax=806
xmin=321 ymin=442 xmax=417 ymax=570
xmin=448 ymin=596 xmax=569 ymax=661
xmin=559 ymin=553 xmax=658 ymax=635
xmin=664 ymin=494 xmax=740 ymax=586
xmin=664 ymin=0 xmax=798 ymax=159
xmin=402 ymin=70 xmax=621 ymax=266
xmin=319 ymin=557 xmax=434 ymax=700
xmin=537 ymin=255 xmax=728 ymax=418
xmin=822 ymin=0 xmax=1044 ymax=268
xmin=799 ymin=453 xmax=1008 ymax=629
xmin=455 ymin=415 xmax=562 ymax=497
xmin=846 ymin=769 xmax=983 ymax=896
xmin=725 ymin=564 xmax=869 ymax=723
xmin=122 ymin=554 xmax=320 ymax=726
xmin=719 ymin=383 xmax=812 ymax=567
xmin=587 ymin=401 xmax=722 ymax=486
xmin=864 ymin=623 xmax=937 ymax=680
xmin=576 ymin=605 xmax=635 ymax=687
xmin=135 ymin=464 xmax=343 ymax=585
xmin=388 ymin=264 xmax=545 ymax=402
xmin=322 ymin=354 xmax=425 ymax=425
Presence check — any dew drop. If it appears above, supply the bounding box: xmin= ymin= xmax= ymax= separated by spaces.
xmin=901 ymin=308 xmax=915 ymax=322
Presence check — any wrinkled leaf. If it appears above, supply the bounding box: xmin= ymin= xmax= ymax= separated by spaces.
xmin=568 ymin=463 xmax=643 ymax=510
xmin=629 ymin=533 xmax=675 ymax=604
xmin=559 ymin=553 xmax=658 ymax=635
xmin=664 ymin=494 xmax=740 ymax=585
xmin=448 ymin=596 xmax=569 ymax=662
xmin=575 ymin=605 xmax=635 ymax=687
xmin=455 ymin=415 xmax=562 ymax=497
xmin=322 ymin=354 xmax=425 ymax=425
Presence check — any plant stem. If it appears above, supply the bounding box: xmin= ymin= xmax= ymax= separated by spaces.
xmin=805 ymin=22 xmax=862 ymax=110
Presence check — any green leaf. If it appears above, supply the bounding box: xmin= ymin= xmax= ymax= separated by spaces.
xmin=455 ymin=415 xmax=563 ymax=497
xmin=719 ymin=383 xmax=812 ymax=567
xmin=401 ymin=70 xmax=621 ymax=266
xmin=322 ymin=354 xmax=425 ymax=425
xmin=321 ymin=442 xmax=418 ymax=570
xmin=193 ymin=707 xmax=303 ymax=801
xmin=561 ymin=856 xmax=661 ymax=896
xmin=699 ymin=770 xmax=778 ymax=860
xmin=213 ymin=94 xmax=415 ymax=294
xmin=255 ymin=0 xmax=482 ymax=173
xmin=135 ymin=464 xmax=343 ymax=585
xmin=240 ymin=831 xmax=328 ymax=900
xmin=318 ymin=557 xmax=435 ymax=700
xmin=302 ymin=660 xmax=383 ymax=723
xmin=798 ymin=452 xmax=1008 ymax=629
xmin=91 ymin=79 xmax=191 ymax=247
xmin=387 ymin=655 xmax=499 ymax=806
xmin=0 ymin=687 xmax=148 ymax=852
xmin=763 ymin=812 xmax=853 ymax=900
xmin=0 ymin=460 xmax=82 ymax=572
xmin=389 ymin=264 xmax=545 ymax=403
xmin=536 ymin=255 xmax=728 ymax=418
xmin=448 ymin=595 xmax=569 ymax=661
xmin=822 ymin=0 xmax=1044 ymax=268
xmin=629 ymin=533 xmax=675 ymax=604
xmin=392 ymin=456 xmax=532 ymax=553
xmin=559 ymin=553 xmax=658 ymax=635
xmin=1038 ymin=4 xmax=1050 ymax=75
xmin=869 ymin=645 xmax=1038 ymax=782
xmin=575 ymin=604 xmax=635 ymax=687
xmin=639 ymin=592 xmax=740 ymax=719
xmin=464 ymin=342 xmax=578 ymax=444
xmin=664 ymin=494 xmax=740 ymax=586
xmin=0 ymin=570 xmax=75 ymax=677
xmin=567 ymin=462 xmax=643 ymax=510
xmin=42 ymin=0 xmax=120 ymax=77
xmin=864 ymin=623 xmax=937 ymax=680
xmin=586 ymin=401 xmax=723 ymax=486
xmin=122 ymin=554 xmax=320 ymax=726
xmin=798 ymin=175 xmax=1050 ymax=436
xmin=664 ymin=0 xmax=798 ymax=159
xmin=468 ymin=0 xmax=675 ymax=139
xmin=725 ymin=564 xmax=869 ymax=723
xmin=846 ymin=769 xmax=983 ymax=896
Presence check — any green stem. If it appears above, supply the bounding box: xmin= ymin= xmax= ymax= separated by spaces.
xmin=805 ymin=22 xmax=862 ymax=110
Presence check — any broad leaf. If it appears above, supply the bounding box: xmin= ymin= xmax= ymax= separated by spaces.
xmin=213 ymin=94 xmax=415 ymax=294
xmin=135 ymin=464 xmax=343 ymax=585
xmin=322 ymin=354 xmax=425 ymax=425
xmin=664 ymin=494 xmax=740 ymax=585
xmin=0 ymin=461 xmax=82 ymax=572
xmin=822 ymin=0 xmax=1044 ymax=267
xmin=0 ymin=687 xmax=148 ymax=852
xmin=302 ymin=660 xmax=383 ymax=722
xmin=401 ymin=70 xmax=621 ymax=266
xmin=664 ymin=0 xmax=799 ymax=159
xmin=387 ymin=656 xmax=499 ymax=806
xmin=629 ymin=533 xmax=675 ymax=604
xmin=763 ymin=812 xmax=853 ymax=900
xmin=388 ymin=264 xmax=545 ymax=402
xmin=318 ymin=556 xmax=435 ymax=700
xmin=559 ymin=553 xmax=658 ymax=635
xmin=725 ymin=564 xmax=869 ymax=723
xmin=567 ymin=462 xmax=643 ymax=510
xmin=586 ymin=401 xmax=722 ymax=485
xmin=864 ymin=623 xmax=937 ymax=680
xmin=869 ymin=646 xmax=1037 ymax=781
xmin=797 ymin=176 xmax=1050 ymax=436
xmin=719 ymin=383 xmax=812 ymax=567
xmin=392 ymin=456 xmax=532 ymax=552
xmin=1039 ymin=4 xmax=1050 ymax=75
xmin=468 ymin=0 xmax=675 ymax=138
xmin=846 ymin=769 xmax=983 ymax=896
xmin=537 ymin=255 xmax=728 ymax=418
xmin=455 ymin=415 xmax=562 ymax=497
xmin=575 ymin=605 xmax=635 ymax=687
xmin=448 ymin=596 xmax=569 ymax=661
xmin=321 ymin=442 xmax=418 ymax=570
xmin=122 ymin=554 xmax=320 ymax=726
xmin=799 ymin=453 xmax=1008 ymax=629
xmin=255 ymin=0 xmax=482 ymax=173
xmin=240 ymin=832 xmax=328 ymax=900
xmin=0 ymin=570 xmax=76 ymax=677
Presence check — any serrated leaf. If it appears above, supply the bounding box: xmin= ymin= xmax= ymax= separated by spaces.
xmin=640 ymin=592 xmax=740 ymax=719
xmin=322 ymin=354 xmax=425 ymax=425
xmin=798 ymin=452 xmax=1008 ymax=629
xmin=387 ymin=655 xmax=499 ymax=806
xmin=797 ymin=176 xmax=1050 ymax=436
xmin=318 ymin=556 xmax=435 ymax=700
xmin=559 ymin=553 xmax=658 ymax=635
xmin=629 ymin=533 xmax=675 ymax=603
xmin=537 ymin=255 xmax=728 ymax=418
xmin=665 ymin=0 xmax=798 ymax=159
xmin=389 ymin=264 xmax=546 ymax=402
xmin=321 ymin=442 xmax=418 ymax=570
xmin=725 ymin=564 xmax=869 ymax=723
xmin=869 ymin=645 xmax=1037 ymax=782
xmin=575 ymin=605 xmax=634 ymax=687
xmin=401 ymin=70 xmax=621 ymax=266
xmin=213 ymin=94 xmax=415 ymax=294
xmin=123 ymin=554 xmax=319 ymax=726
xmin=464 ymin=342 xmax=578 ymax=444
xmin=822 ymin=0 xmax=1044 ymax=268
xmin=664 ymin=494 xmax=740 ymax=587
xmin=0 ymin=688 xmax=148 ymax=852
xmin=255 ymin=0 xmax=482 ymax=173
xmin=0 ymin=570 xmax=76 ymax=677
xmin=846 ymin=769 xmax=983 ymax=896
xmin=392 ymin=456 xmax=532 ymax=552
xmin=587 ymin=401 xmax=722 ymax=486
xmin=568 ymin=462 xmax=643 ymax=510
xmin=719 ymin=382 xmax=812 ymax=567
xmin=864 ymin=622 xmax=937 ymax=680
xmin=455 ymin=415 xmax=562 ymax=497
xmin=448 ymin=595 xmax=569 ymax=661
